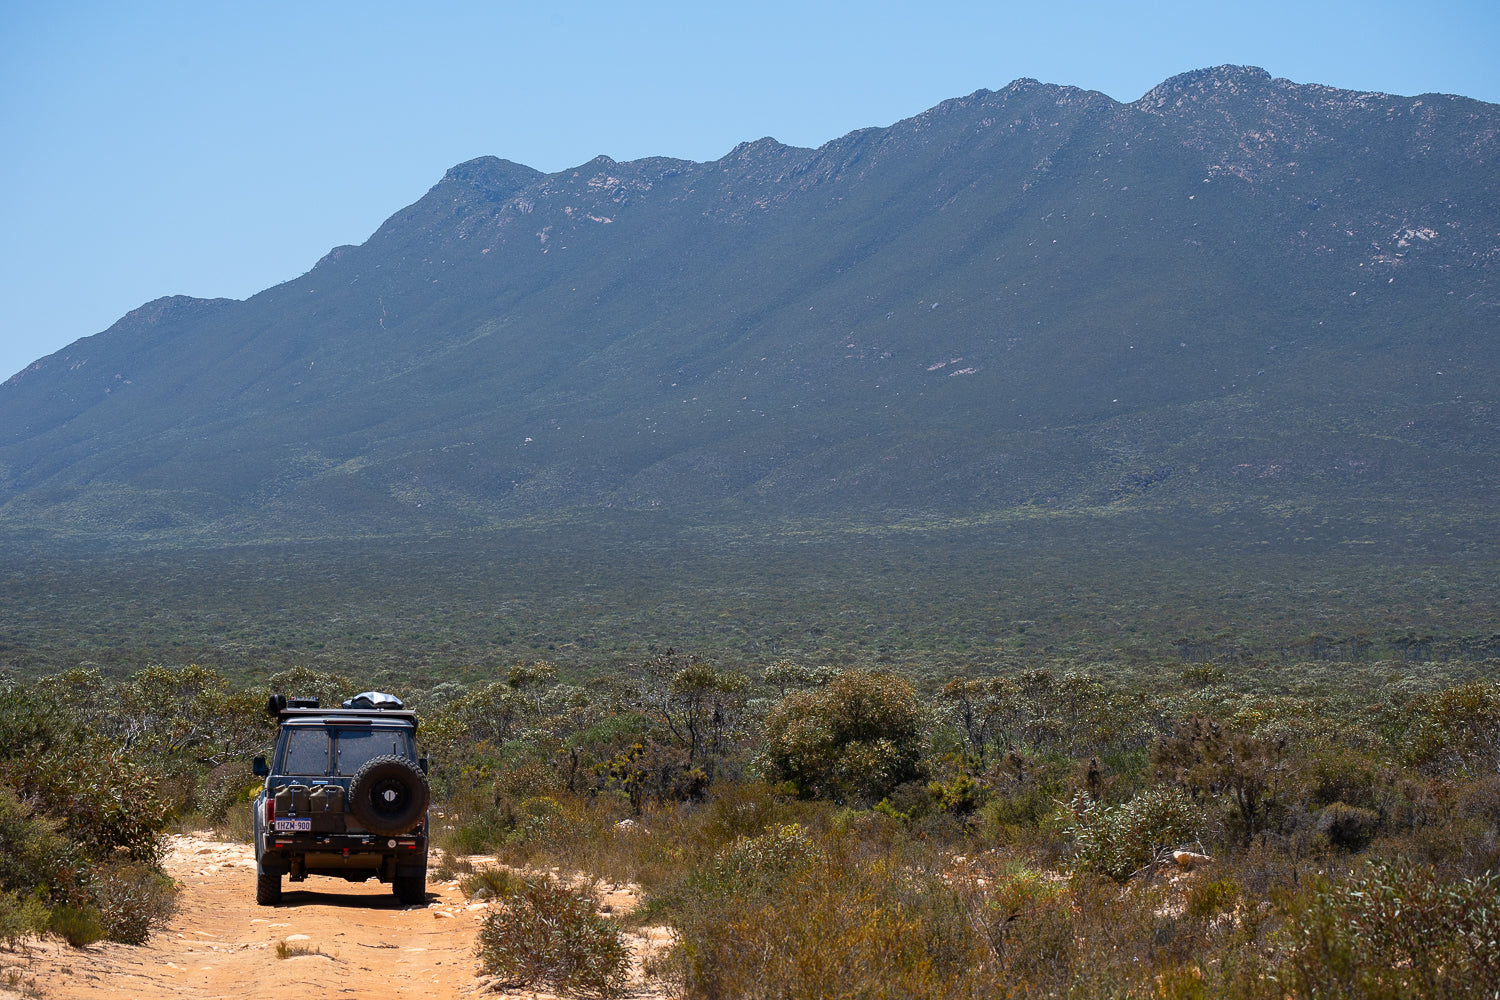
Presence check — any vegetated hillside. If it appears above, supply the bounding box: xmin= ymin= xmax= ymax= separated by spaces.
xmin=0 ymin=65 xmax=1496 ymax=544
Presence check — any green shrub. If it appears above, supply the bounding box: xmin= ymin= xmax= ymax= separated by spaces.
xmin=713 ymin=822 xmax=824 ymax=893
xmin=461 ymin=866 xmax=525 ymax=901
xmin=447 ymin=811 xmax=510 ymax=856
xmin=1184 ymin=876 xmax=1241 ymax=921
xmin=980 ymin=751 xmax=1064 ymax=836
xmin=760 ymin=670 xmax=927 ymax=805
xmin=47 ymin=904 xmax=104 ymax=948
xmin=1061 ymin=785 xmax=1203 ymax=882
xmin=1314 ymin=801 xmax=1380 ymax=851
xmin=475 ymin=874 xmax=629 ymax=995
xmin=658 ymin=839 xmax=989 ymax=1000
xmin=1272 ymin=861 xmax=1500 ymax=1000
xmin=693 ymin=779 xmax=811 ymax=848
xmin=928 ymin=772 xmax=987 ymax=815
xmin=1399 ymin=681 xmax=1500 ymax=778
xmin=6 ymin=747 xmax=170 ymax=864
xmin=0 ymin=890 xmax=50 ymax=947
xmin=199 ymin=762 xmax=263 ymax=827
xmin=1151 ymin=716 xmax=1291 ymax=848
xmin=90 ymin=861 xmax=179 ymax=945
xmin=1180 ymin=663 xmax=1226 ymax=686
xmin=263 ymin=667 xmax=355 ymax=712
xmin=431 ymin=849 xmax=472 ymax=882
xmin=492 ymin=795 xmax=576 ymax=865
xmin=0 ymin=783 xmax=77 ymax=899
xmin=0 ymin=683 xmax=69 ymax=760
xmin=595 ymin=740 xmax=708 ymax=814
xmin=508 ymin=796 xmax=564 ymax=841
xmin=0 ymin=714 xmax=176 ymax=948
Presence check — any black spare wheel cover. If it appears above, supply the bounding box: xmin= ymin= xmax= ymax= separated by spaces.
xmin=348 ymin=754 xmax=430 ymax=836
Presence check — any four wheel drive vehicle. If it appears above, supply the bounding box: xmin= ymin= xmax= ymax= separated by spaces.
xmin=252 ymin=691 xmax=431 ymax=906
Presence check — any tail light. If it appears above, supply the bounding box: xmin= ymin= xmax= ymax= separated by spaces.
xmin=265 ymin=795 xmax=275 ymax=829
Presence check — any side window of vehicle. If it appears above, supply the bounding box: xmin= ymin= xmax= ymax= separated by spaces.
xmin=334 ymin=728 xmax=409 ymax=775
xmin=281 ymin=729 xmax=331 ymax=775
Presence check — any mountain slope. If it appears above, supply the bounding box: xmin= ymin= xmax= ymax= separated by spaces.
xmin=2 ymin=66 xmax=1496 ymax=543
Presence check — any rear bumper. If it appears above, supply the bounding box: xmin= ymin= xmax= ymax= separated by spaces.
xmin=258 ymin=832 xmax=427 ymax=880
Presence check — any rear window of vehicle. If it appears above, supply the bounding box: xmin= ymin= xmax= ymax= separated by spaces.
xmin=334 ymin=728 xmax=411 ymax=776
xmin=281 ymin=729 xmax=331 ymax=775
xmin=279 ymin=726 xmax=411 ymax=776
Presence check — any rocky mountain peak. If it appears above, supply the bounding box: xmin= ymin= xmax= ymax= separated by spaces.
xmin=438 ymin=156 xmax=544 ymax=201
xmin=1136 ymin=65 xmax=1276 ymax=110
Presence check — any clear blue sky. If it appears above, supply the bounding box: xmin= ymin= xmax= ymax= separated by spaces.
xmin=2 ymin=0 xmax=1496 ymax=380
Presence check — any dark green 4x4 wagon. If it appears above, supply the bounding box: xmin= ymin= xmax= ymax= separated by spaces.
xmin=252 ymin=692 xmax=430 ymax=905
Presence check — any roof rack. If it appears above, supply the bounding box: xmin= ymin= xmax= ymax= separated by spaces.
xmin=274 ymin=706 xmax=420 ymax=729
xmin=264 ymin=692 xmax=418 ymax=730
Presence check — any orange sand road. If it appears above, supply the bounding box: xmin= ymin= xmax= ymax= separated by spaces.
xmin=2 ymin=835 xmax=669 ymax=1000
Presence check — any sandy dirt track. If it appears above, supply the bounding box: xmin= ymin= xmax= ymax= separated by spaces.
xmin=2 ymin=835 xmax=669 ymax=1000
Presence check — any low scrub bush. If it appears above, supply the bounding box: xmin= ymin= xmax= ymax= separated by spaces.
xmin=657 ymin=833 xmax=994 ymax=1000
xmin=445 ymin=812 xmax=509 ymax=856
xmin=0 ymin=783 xmax=77 ymax=900
xmin=90 ymin=861 xmax=179 ymax=945
xmin=1398 ymin=681 xmax=1500 ymax=778
xmin=1184 ymin=875 xmax=1242 ymax=921
xmin=1152 ymin=716 xmax=1293 ymax=848
xmin=475 ymin=874 xmax=629 ymax=996
xmin=199 ymin=762 xmax=262 ymax=828
xmin=431 ymin=849 xmax=472 ymax=881
xmin=6 ymin=747 xmax=169 ymax=864
xmin=490 ymin=795 xmax=647 ymax=879
xmin=594 ymin=740 xmax=708 ymax=814
xmin=692 ymin=779 xmax=815 ymax=848
xmin=664 ymin=864 xmax=982 ymax=999
xmin=0 ymin=889 xmax=50 ymax=947
xmin=460 ymin=866 xmax=524 ymax=901
xmin=275 ymin=939 xmax=324 ymax=959
xmin=1060 ymin=785 xmax=1203 ymax=882
xmin=503 ymin=795 xmax=565 ymax=849
xmin=1272 ymin=860 xmax=1500 ymax=1000
xmin=46 ymin=904 xmax=104 ymax=948
xmin=703 ymin=822 xmax=825 ymax=900
xmin=1314 ymin=801 xmax=1380 ymax=851
xmin=759 ymin=670 xmax=927 ymax=805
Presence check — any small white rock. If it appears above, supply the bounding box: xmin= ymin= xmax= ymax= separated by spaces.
xmin=1173 ymin=850 xmax=1212 ymax=870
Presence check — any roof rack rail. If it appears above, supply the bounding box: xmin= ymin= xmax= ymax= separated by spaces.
xmin=264 ymin=693 xmax=320 ymax=716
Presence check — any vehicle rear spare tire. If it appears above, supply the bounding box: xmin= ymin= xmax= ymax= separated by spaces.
xmin=347 ymin=754 xmax=430 ymax=836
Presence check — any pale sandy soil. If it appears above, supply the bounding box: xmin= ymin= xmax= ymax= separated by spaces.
xmin=0 ymin=835 xmax=671 ymax=1000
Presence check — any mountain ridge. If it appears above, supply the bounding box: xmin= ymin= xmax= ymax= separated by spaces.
xmin=1 ymin=66 xmax=1496 ymax=545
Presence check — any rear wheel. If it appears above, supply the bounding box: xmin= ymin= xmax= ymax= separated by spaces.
xmin=256 ymin=870 xmax=282 ymax=905
xmin=393 ymin=871 xmax=426 ymax=905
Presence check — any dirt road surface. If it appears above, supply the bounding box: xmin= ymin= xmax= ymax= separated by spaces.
xmin=2 ymin=835 xmax=670 ymax=1000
